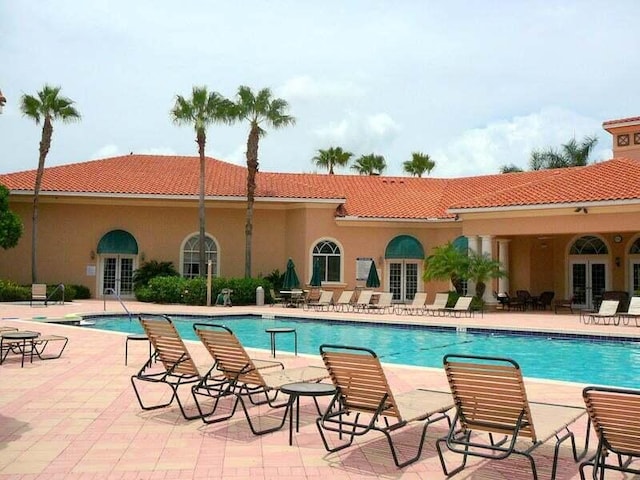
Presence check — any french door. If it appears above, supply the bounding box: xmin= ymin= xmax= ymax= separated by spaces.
xmin=570 ymin=259 xmax=607 ymax=309
xmin=388 ymin=260 xmax=419 ymax=302
xmin=101 ymin=255 xmax=135 ymax=297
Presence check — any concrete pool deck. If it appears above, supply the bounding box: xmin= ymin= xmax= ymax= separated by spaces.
xmin=1 ymin=299 xmax=639 ymax=479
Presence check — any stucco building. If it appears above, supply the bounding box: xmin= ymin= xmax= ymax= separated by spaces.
xmin=1 ymin=116 xmax=640 ymax=309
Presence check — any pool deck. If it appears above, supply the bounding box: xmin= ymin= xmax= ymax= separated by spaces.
xmin=1 ymin=299 xmax=639 ymax=479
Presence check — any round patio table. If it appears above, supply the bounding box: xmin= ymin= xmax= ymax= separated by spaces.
xmin=280 ymin=382 xmax=336 ymax=445
xmin=1 ymin=331 xmax=40 ymax=367
xmin=265 ymin=327 xmax=297 ymax=357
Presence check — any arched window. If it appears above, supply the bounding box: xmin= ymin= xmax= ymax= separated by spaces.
xmin=181 ymin=234 xmax=218 ymax=279
xmin=569 ymin=235 xmax=608 ymax=255
xmin=313 ymin=240 xmax=341 ymax=282
xmin=630 ymin=237 xmax=640 ymax=254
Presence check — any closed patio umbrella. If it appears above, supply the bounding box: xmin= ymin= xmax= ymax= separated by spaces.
xmin=309 ymin=258 xmax=322 ymax=287
xmin=366 ymin=260 xmax=380 ymax=288
xmin=282 ymin=258 xmax=300 ymax=290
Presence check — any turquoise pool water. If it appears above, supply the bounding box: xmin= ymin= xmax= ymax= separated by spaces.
xmin=82 ymin=313 xmax=640 ymax=388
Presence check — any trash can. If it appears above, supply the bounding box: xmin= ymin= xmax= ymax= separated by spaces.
xmin=256 ymin=286 xmax=264 ymax=306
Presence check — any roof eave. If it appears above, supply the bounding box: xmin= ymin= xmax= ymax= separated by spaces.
xmin=449 ymin=198 xmax=640 ymax=214
xmin=336 ymin=215 xmax=456 ymax=223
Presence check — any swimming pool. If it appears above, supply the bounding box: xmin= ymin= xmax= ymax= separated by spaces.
xmin=81 ymin=313 xmax=640 ymax=388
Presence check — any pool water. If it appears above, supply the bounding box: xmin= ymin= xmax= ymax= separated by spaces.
xmin=82 ymin=314 xmax=640 ymax=388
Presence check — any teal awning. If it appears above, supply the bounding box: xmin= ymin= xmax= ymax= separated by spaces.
xmin=452 ymin=236 xmax=468 ymax=253
xmin=385 ymin=235 xmax=424 ymax=259
xmin=97 ymin=229 xmax=138 ymax=254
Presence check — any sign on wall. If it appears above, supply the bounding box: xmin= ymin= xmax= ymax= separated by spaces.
xmin=356 ymin=257 xmax=373 ymax=281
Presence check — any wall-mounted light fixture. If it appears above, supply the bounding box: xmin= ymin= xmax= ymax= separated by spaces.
xmin=90 ymin=250 xmax=96 ymax=260
xmin=140 ymin=252 xmax=146 ymax=262
xmin=574 ymin=207 xmax=588 ymax=214
xmin=615 ymin=256 xmax=621 ymax=267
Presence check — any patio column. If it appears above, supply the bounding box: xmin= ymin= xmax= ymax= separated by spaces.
xmin=480 ymin=235 xmax=494 ymax=303
xmin=497 ymin=239 xmax=510 ymax=294
xmin=466 ymin=235 xmax=479 ymax=296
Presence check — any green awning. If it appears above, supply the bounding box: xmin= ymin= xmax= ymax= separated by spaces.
xmin=97 ymin=229 xmax=138 ymax=254
xmin=385 ymin=235 xmax=424 ymax=259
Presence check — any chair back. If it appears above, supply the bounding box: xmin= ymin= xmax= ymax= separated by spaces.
xmin=583 ymin=386 xmax=640 ymax=457
xmin=139 ymin=315 xmax=199 ymax=376
xmin=597 ymin=300 xmax=619 ymax=316
xmin=193 ymin=323 xmax=264 ymax=385
xmin=538 ymin=291 xmax=555 ymax=307
xmin=516 ymin=290 xmax=532 ymax=302
xmin=443 ymin=354 xmax=537 ymax=441
xmin=320 ymin=344 xmax=400 ymax=419
xmin=317 ymin=290 xmax=334 ymax=304
xmin=410 ymin=292 xmax=428 ymax=307
xmin=452 ymin=296 xmax=473 ymax=311
xmin=627 ymin=296 xmax=640 ymax=315
xmin=376 ymin=292 xmax=393 ymax=307
xmin=428 ymin=292 xmax=449 ymax=308
xmin=355 ymin=290 xmax=373 ymax=305
xmin=306 ymin=287 xmax=321 ymax=303
xmin=32 ymin=284 xmax=47 ymax=299
xmin=335 ymin=290 xmax=354 ymax=305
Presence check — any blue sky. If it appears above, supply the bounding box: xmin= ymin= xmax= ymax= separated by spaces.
xmin=2 ymin=1 xmax=639 ymax=177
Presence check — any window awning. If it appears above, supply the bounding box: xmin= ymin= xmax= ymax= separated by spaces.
xmin=97 ymin=229 xmax=138 ymax=254
xmin=385 ymin=235 xmax=424 ymax=259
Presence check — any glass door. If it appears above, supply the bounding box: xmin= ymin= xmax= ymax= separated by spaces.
xmin=101 ymin=255 xmax=135 ymax=297
xmin=631 ymin=260 xmax=640 ymax=296
xmin=388 ymin=260 xmax=419 ymax=302
xmin=570 ymin=259 xmax=607 ymax=309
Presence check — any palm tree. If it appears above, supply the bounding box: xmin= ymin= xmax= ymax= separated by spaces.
xmin=351 ymin=153 xmax=387 ymax=175
xmin=312 ymin=146 xmax=353 ymax=174
xmin=423 ymin=242 xmax=468 ymax=294
xmin=466 ymin=250 xmax=507 ymax=299
xmin=232 ymin=86 xmax=296 ymax=278
xmin=171 ymin=86 xmax=234 ymax=278
xmin=529 ymin=135 xmax=599 ymax=170
xmin=403 ymin=151 xmax=435 ymax=177
xmin=499 ymin=163 xmax=524 ymax=173
xmin=20 ymin=85 xmax=80 ymax=283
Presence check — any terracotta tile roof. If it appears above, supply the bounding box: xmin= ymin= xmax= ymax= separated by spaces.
xmin=1 ymin=154 xmax=639 ymax=220
xmin=450 ymin=158 xmax=640 ymax=210
xmin=603 ymin=116 xmax=640 ymax=126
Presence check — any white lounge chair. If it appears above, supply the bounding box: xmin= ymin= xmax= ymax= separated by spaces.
xmin=332 ymin=290 xmax=354 ymax=312
xmin=620 ymin=296 xmax=640 ymax=326
xmin=351 ymin=290 xmax=373 ymax=312
xmin=304 ymin=290 xmax=334 ymax=311
xmin=423 ymin=293 xmax=449 ymax=316
xmin=395 ymin=292 xmax=428 ymax=315
xmin=367 ymin=292 xmax=393 ymax=314
xmin=585 ymin=300 xmax=619 ymax=325
xmin=441 ymin=296 xmax=474 ymax=318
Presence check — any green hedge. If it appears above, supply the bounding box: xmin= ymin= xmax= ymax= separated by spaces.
xmin=0 ymin=280 xmax=91 ymax=302
xmin=135 ymin=276 xmax=274 ymax=306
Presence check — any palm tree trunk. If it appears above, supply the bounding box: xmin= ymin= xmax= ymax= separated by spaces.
xmin=245 ymin=124 xmax=260 ymax=278
xmin=197 ymin=130 xmax=206 ymax=278
xmin=32 ymin=118 xmax=53 ymax=283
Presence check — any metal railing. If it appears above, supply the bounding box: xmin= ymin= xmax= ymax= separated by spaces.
xmin=103 ymin=288 xmax=133 ymax=321
xmin=47 ymin=283 xmax=65 ymax=305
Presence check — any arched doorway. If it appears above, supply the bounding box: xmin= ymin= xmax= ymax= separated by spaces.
xmin=385 ymin=235 xmax=425 ymax=302
xmin=569 ymin=235 xmax=609 ymax=309
xmin=97 ymin=229 xmax=138 ymax=297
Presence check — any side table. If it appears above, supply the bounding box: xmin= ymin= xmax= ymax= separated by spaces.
xmin=265 ymin=327 xmax=297 ymax=357
xmin=125 ymin=334 xmax=153 ymax=366
xmin=280 ymin=382 xmax=336 ymax=445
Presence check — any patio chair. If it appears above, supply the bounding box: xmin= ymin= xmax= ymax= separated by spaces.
xmin=579 ymin=385 xmax=640 ymax=480
xmin=351 ymin=289 xmax=373 ymax=312
xmin=585 ymin=300 xmax=619 ymax=325
xmin=366 ymin=291 xmax=394 ymax=314
xmin=395 ymin=292 xmax=427 ymax=315
xmin=191 ymin=323 xmax=328 ymax=434
xmin=30 ymin=283 xmax=48 ymax=306
xmin=332 ymin=290 xmax=354 ymax=312
xmin=131 ymin=314 xmax=204 ymax=420
xmin=516 ymin=289 xmax=534 ymax=310
xmin=533 ymin=291 xmax=555 ymax=310
xmin=440 ymin=296 xmax=474 ymax=317
xmin=317 ymin=344 xmax=453 ymax=468
xmin=32 ymin=333 xmax=69 ymax=359
xmin=554 ymin=295 xmax=576 ymax=314
xmin=269 ymin=288 xmax=284 ymax=306
xmin=423 ymin=292 xmax=450 ymax=316
xmin=436 ymin=354 xmax=589 ymax=480
xmin=304 ymin=289 xmax=333 ymax=311
xmin=619 ymin=296 xmax=640 ymax=326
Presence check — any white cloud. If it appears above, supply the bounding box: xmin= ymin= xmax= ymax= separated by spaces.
xmin=313 ymin=111 xmax=401 ymax=155
xmin=278 ymin=75 xmax=366 ymax=101
xmin=432 ymin=107 xmax=608 ymax=177
xmin=91 ymin=144 xmax=120 ymax=159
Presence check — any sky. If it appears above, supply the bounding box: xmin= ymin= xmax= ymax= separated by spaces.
xmin=2 ymin=1 xmax=640 ymax=178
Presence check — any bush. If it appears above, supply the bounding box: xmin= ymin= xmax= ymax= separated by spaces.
xmin=69 ymin=284 xmax=91 ymax=299
xmin=0 ymin=280 xmax=30 ymax=301
xmin=136 ymin=275 xmax=273 ymax=306
xmin=132 ymin=260 xmax=179 ymax=290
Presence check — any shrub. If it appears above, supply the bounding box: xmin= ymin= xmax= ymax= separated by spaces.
xmin=133 ymin=260 xmax=179 ymax=290
xmin=69 ymin=284 xmax=91 ymax=299
xmin=0 ymin=280 xmax=30 ymax=301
